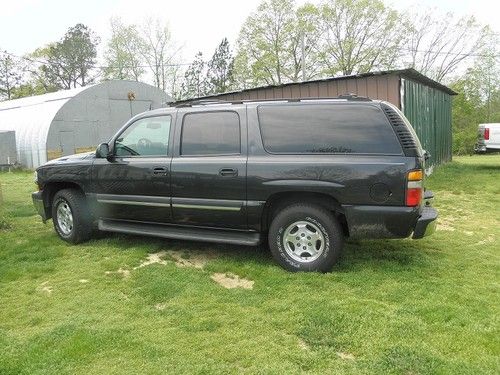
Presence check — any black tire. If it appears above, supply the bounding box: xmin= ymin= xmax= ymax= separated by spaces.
xmin=51 ymin=188 xmax=92 ymax=244
xmin=268 ymin=204 xmax=344 ymax=272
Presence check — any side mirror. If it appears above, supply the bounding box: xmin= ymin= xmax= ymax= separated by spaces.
xmin=96 ymin=143 xmax=111 ymax=160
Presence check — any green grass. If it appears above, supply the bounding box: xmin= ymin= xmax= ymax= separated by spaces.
xmin=0 ymin=155 xmax=499 ymax=374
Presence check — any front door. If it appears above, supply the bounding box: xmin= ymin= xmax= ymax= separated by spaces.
xmin=92 ymin=114 xmax=174 ymax=224
xmin=170 ymin=108 xmax=247 ymax=229
xmin=59 ymin=131 xmax=75 ymax=156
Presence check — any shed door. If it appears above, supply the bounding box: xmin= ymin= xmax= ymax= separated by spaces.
xmin=59 ymin=131 xmax=75 ymax=156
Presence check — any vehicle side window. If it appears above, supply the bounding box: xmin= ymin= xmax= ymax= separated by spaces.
xmin=258 ymin=104 xmax=402 ymax=155
xmin=115 ymin=115 xmax=171 ymax=156
xmin=181 ymin=111 xmax=240 ymax=156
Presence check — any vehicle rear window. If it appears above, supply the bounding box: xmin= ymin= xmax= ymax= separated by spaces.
xmin=257 ymin=104 xmax=402 ymax=154
xmin=181 ymin=111 xmax=240 ymax=155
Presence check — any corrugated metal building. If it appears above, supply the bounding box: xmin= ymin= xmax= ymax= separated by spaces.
xmin=0 ymin=80 xmax=170 ymax=168
xmin=179 ymin=68 xmax=456 ymax=167
xmin=0 ymin=130 xmax=16 ymax=166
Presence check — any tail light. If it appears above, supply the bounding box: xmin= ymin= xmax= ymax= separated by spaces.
xmin=406 ymin=169 xmax=423 ymax=206
xmin=484 ymin=128 xmax=490 ymax=140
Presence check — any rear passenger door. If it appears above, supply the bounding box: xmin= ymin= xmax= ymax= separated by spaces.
xmin=170 ymin=107 xmax=247 ymax=229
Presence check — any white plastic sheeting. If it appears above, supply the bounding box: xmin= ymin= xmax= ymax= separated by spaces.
xmin=0 ymin=86 xmax=89 ymax=168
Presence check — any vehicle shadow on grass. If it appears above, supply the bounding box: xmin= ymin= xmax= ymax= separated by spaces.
xmin=87 ymin=231 xmax=272 ymax=265
xmin=336 ymin=239 xmax=431 ymax=272
xmin=88 ymin=232 xmax=429 ymax=273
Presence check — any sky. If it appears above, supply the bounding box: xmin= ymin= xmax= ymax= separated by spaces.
xmin=0 ymin=0 xmax=499 ymax=64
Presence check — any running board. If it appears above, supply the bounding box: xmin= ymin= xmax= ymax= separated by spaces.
xmin=98 ymin=219 xmax=261 ymax=246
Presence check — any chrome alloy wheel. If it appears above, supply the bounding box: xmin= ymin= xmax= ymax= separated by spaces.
xmin=283 ymin=221 xmax=325 ymax=262
xmin=56 ymin=200 xmax=74 ymax=235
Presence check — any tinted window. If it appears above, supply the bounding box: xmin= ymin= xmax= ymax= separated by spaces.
xmin=181 ymin=111 xmax=240 ymax=155
xmin=258 ymin=104 xmax=402 ymax=154
xmin=115 ymin=115 xmax=171 ymax=156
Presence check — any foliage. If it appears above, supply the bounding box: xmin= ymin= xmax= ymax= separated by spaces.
xmin=179 ymin=52 xmax=207 ymax=99
xmin=10 ymin=82 xmax=50 ymax=99
xmin=232 ymin=0 xmax=490 ymax=85
xmin=317 ymin=0 xmax=405 ymax=75
xmin=103 ymin=18 xmax=144 ymax=81
xmin=449 ymin=35 xmax=500 ymax=155
xmin=234 ymin=0 xmax=320 ymax=87
xmin=206 ymin=38 xmax=234 ymax=95
xmin=139 ymin=18 xmax=181 ymax=94
xmin=1 ymin=156 xmax=499 ymax=373
xmin=402 ymin=9 xmax=490 ymax=82
xmin=35 ymin=24 xmax=100 ymax=89
xmin=0 ymin=51 xmax=22 ymax=100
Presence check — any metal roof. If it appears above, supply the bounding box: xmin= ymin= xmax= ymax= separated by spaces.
xmin=0 ymin=80 xmax=170 ymax=168
xmin=0 ymin=86 xmax=90 ymax=168
xmin=175 ymin=68 xmax=457 ymax=104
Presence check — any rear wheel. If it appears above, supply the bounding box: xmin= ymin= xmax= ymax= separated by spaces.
xmin=51 ymin=189 xmax=92 ymax=244
xmin=268 ymin=204 xmax=343 ymax=272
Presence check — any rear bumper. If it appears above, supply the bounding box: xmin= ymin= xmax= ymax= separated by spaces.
xmin=412 ymin=206 xmax=438 ymax=239
xmin=32 ymin=191 xmax=48 ymax=222
xmin=474 ymin=143 xmax=487 ymax=153
xmin=343 ymin=198 xmax=438 ymax=240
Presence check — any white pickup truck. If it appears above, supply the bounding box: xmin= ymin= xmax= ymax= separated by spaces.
xmin=475 ymin=123 xmax=500 ymax=152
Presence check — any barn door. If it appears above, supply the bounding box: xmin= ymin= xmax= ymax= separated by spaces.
xmin=59 ymin=131 xmax=75 ymax=156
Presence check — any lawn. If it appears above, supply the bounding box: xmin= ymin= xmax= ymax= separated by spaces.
xmin=0 ymin=155 xmax=499 ymax=374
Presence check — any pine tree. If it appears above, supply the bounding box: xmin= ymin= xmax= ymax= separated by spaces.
xmin=206 ymin=38 xmax=234 ymax=94
xmin=180 ymin=52 xmax=207 ymax=99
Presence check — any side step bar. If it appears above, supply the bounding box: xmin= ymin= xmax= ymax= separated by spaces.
xmin=98 ymin=219 xmax=261 ymax=246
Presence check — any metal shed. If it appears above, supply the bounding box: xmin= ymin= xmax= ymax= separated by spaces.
xmin=0 ymin=130 xmax=17 ymax=166
xmin=0 ymin=80 xmax=170 ymax=168
xmin=179 ymin=68 xmax=456 ymax=167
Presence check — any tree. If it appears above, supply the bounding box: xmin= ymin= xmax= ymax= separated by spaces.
xmin=289 ymin=3 xmax=323 ymax=81
xmin=36 ymin=24 xmax=99 ymax=89
xmin=234 ymin=0 xmax=307 ymax=86
xmin=403 ymin=9 xmax=490 ymax=83
xmin=103 ymin=18 xmax=144 ymax=81
xmin=0 ymin=51 xmax=22 ymax=100
xmin=179 ymin=52 xmax=207 ymax=99
xmin=206 ymin=38 xmax=234 ymax=94
xmin=317 ymin=0 xmax=405 ymax=76
xmin=140 ymin=18 xmax=181 ymax=92
xmin=449 ymin=35 xmax=500 ymax=154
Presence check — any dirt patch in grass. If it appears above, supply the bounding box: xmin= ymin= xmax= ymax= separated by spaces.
xmin=438 ymin=216 xmax=455 ymax=231
xmin=38 ymin=281 xmax=52 ymax=295
xmin=166 ymin=250 xmax=217 ymax=269
xmin=475 ymin=234 xmax=495 ymax=245
xmin=135 ymin=250 xmax=217 ymax=270
xmin=211 ymin=273 xmax=254 ymax=289
xmin=134 ymin=251 xmax=168 ymax=269
xmin=105 ymin=268 xmax=131 ymax=278
xmin=155 ymin=303 xmax=167 ymax=311
xmin=337 ymin=352 xmax=355 ymax=360
xmin=298 ymin=338 xmax=310 ymax=351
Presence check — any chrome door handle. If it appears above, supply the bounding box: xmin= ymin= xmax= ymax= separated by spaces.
xmin=219 ymin=168 xmax=238 ymax=177
xmin=152 ymin=167 xmax=168 ymax=175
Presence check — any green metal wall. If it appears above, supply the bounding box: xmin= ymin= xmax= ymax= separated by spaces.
xmin=401 ymin=78 xmax=452 ymax=168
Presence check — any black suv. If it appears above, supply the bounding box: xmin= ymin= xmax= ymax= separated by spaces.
xmin=32 ymin=97 xmax=437 ymax=272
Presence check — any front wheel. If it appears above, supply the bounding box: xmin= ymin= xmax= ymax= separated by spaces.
xmin=268 ymin=204 xmax=344 ymax=272
xmin=51 ymin=189 xmax=92 ymax=244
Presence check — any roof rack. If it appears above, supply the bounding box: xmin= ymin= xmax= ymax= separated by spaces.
xmin=171 ymin=94 xmax=372 ymax=107
xmin=174 ymin=99 xmax=230 ymax=108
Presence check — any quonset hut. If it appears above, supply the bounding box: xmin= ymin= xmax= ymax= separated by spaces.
xmin=0 ymin=80 xmax=170 ymax=168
